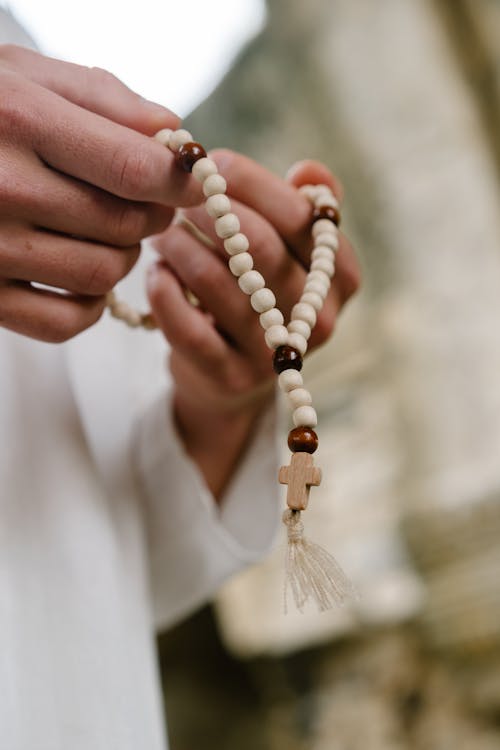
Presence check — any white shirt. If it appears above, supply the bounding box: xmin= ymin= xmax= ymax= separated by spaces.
xmin=0 ymin=13 xmax=280 ymax=748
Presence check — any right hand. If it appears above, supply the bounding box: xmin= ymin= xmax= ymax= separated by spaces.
xmin=0 ymin=45 xmax=202 ymax=342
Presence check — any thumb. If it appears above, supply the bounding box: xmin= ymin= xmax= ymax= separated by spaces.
xmin=285 ymin=159 xmax=344 ymax=203
xmin=0 ymin=44 xmax=179 ymax=135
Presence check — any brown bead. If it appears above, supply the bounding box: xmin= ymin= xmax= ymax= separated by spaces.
xmin=141 ymin=312 xmax=157 ymax=330
xmin=273 ymin=345 xmax=303 ymax=374
xmin=175 ymin=142 xmax=207 ymax=172
xmin=288 ymin=426 xmax=319 ymax=454
xmin=313 ymin=204 xmax=340 ymax=226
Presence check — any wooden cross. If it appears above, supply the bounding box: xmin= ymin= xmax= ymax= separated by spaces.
xmin=279 ymin=452 xmax=322 ymax=511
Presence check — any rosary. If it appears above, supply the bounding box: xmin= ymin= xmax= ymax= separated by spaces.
xmin=107 ymin=128 xmax=355 ymax=612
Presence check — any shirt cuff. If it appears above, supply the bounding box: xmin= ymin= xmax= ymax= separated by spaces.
xmin=132 ymin=388 xmax=281 ymax=629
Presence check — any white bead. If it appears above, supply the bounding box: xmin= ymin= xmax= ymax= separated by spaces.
xmin=278 ymin=369 xmax=303 ymax=393
xmin=215 ymin=213 xmax=240 ymax=239
xmin=304 ymin=280 xmax=329 ymax=299
xmin=168 ymin=128 xmax=193 ymax=151
xmin=238 ymin=270 xmax=265 ymax=295
xmin=315 ymin=231 xmax=339 ymax=251
xmin=288 ymin=387 xmax=313 ymax=409
xmin=205 ymin=194 xmax=231 ymax=218
xmin=311 ymin=258 xmax=334 ymax=277
xmin=287 ymin=332 xmax=308 ymax=355
xmin=291 ymin=302 xmax=317 ymax=328
xmin=311 ymin=245 xmax=334 ymax=262
xmin=111 ymin=302 xmax=141 ymax=327
xmin=293 ymin=405 xmax=318 ymax=428
xmin=223 ymin=233 xmax=249 ymax=256
xmin=307 ymin=269 xmax=331 ymax=287
xmin=202 ymin=174 xmax=227 ymax=197
xmin=154 ymin=128 xmax=173 ymax=146
xmin=300 ymin=291 xmax=323 ymax=312
xmin=228 ymin=252 xmax=253 ymax=276
xmin=259 ymin=308 xmax=284 ymax=329
xmin=287 ymin=319 xmax=311 ymax=340
xmin=250 ymin=287 xmax=276 ymax=313
xmin=312 ymin=218 xmax=336 ymax=238
xmin=264 ymin=324 xmax=289 ymax=350
xmin=192 ymin=157 xmax=218 ymax=182
xmin=313 ymin=193 xmax=339 ymax=210
xmin=298 ymin=184 xmax=319 ymax=202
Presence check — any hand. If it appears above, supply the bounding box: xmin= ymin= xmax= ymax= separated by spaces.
xmin=148 ymin=150 xmax=360 ymax=497
xmin=0 ymin=45 xmax=202 ymax=342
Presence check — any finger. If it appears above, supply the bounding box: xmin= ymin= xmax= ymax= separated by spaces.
xmin=285 ymin=159 xmax=344 ymax=201
xmin=0 ymin=280 xmax=105 ymax=342
xmin=0 ymin=44 xmax=179 ymax=135
xmin=147 ymin=263 xmax=254 ymax=392
xmin=0 ymin=225 xmax=140 ymax=296
xmin=182 ymin=197 xmax=359 ymax=315
xmin=7 ymin=74 xmax=201 ymax=207
xmin=4 ymin=158 xmax=174 ymax=247
xmin=153 ymin=225 xmax=270 ymax=361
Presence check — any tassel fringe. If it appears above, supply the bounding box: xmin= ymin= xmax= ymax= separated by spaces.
xmin=283 ymin=508 xmax=356 ymax=613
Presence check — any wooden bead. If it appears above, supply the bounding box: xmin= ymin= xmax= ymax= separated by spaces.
xmin=288 ymin=426 xmax=319 ymax=454
xmin=175 ymin=142 xmax=207 ymax=172
xmin=169 ymin=129 xmax=193 ymax=151
xmin=250 ymin=287 xmax=276 ymax=313
xmin=293 ymin=405 xmax=318 ymax=428
xmin=154 ymin=128 xmax=173 ymax=146
xmin=228 ymin=252 xmax=253 ymax=276
xmin=215 ymin=213 xmax=240 ymax=239
xmin=192 ymin=157 xmax=218 ymax=182
xmin=238 ymin=270 xmax=265 ymax=295
xmin=311 ymin=245 xmax=334 ymax=262
xmin=288 ymin=387 xmax=312 ymax=409
xmin=300 ymin=291 xmax=323 ymax=312
xmin=273 ymin=345 xmax=303 ymax=374
xmin=278 ymin=368 xmax=303 ymax=392
xmin=264 ymin=325 xmax=289 ymax=350
xmin=315 ymin=231 xmax=340 ymax=251
xmin=313 ymin=204 xmax=340 ymax=226
xmin=202 ymin=173 xmax=227 ymax=197
xmin=224 ymin=233 xmax=249 ymax=255
xmin=312 ymin=219 xmax=336 ymax=238
xmin=311 ymin=258 xmax=334 ymax=278
xmin=259 ymin=307 xmax=284 ymax=330
xmin=287 ymin=319 xmax=311 ymax=340
xmin=303 ymin=280 xmax=328 ymax=300
xmin=307 ymin=269 xmax=331 ymax=288
xmin=205 ymin=193 xmax=231 ymax=218
xmin=287 ymin=332 xmax=308 ymax=356
xmin=291 ymin=302 xmax=317 ymax=328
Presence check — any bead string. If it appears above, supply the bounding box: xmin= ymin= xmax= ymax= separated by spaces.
xmin=108 ymin=127 xmax=353 ymax=611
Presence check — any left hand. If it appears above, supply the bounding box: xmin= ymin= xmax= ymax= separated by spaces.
xmin=147 ymin=150 xmax=360 ymax=497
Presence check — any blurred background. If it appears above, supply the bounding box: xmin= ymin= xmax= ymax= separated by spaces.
xmin=7 ymin=0 xmax=500 ymax=747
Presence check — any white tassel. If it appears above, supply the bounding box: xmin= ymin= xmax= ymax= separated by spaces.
xmin=283 ymin=509 xmax=356 ymax=613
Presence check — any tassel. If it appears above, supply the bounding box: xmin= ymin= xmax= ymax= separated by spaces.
xmin=283 ymin=509 xmax=356 ymax=613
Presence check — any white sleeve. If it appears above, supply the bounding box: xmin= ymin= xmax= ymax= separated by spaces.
xmin=132 ymin=389 xmax=282 ymax=630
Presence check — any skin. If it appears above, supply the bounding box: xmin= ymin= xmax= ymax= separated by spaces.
xmin=0 ymin=45 xmax=360 ymax=501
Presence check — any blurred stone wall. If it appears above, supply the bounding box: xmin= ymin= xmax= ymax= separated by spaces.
xmin=158 ymin=1 xmax=500 ymax=747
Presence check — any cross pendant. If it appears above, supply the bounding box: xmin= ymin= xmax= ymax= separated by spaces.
xmin=279 ymin=452 xmax=322 ymax=511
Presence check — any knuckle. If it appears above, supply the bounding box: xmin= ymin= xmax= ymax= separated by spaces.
xmin=112 ymin=204 xmax=150 ymax=245
xmin=87 ymin=66 xmax=120 ymax=89
xmin=84 ymin=256 xmax=119 ymax=295
xmin=109 ymin=143 xmax=155 ymax=198
xmin=50 ymin=299 xmax=104 ymax=343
